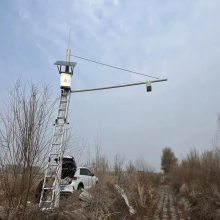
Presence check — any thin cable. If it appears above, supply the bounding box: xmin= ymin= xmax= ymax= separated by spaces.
xmin=71 ymin=54 xmax=160 ymax=79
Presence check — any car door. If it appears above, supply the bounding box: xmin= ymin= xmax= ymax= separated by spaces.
xmin=79 ymin=168 xmax=90 ymax=188
xmin=86 ymin=169 xmax=96 ymax=188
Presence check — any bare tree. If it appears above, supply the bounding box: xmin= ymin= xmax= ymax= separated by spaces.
xmin=0 ymin=81 xmax=55 ymax=219
xmin=113 ymin=153 xmax=124 ymax=184
xmin=91 ymin=137 xmax=109 ymax=176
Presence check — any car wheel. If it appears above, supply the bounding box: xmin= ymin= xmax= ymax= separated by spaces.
xmin=77 ymin=183 xmax=84 ymax=191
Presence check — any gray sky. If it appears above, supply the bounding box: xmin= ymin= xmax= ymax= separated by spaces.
xmin=1 ymin=0 xmax=220 ymax=170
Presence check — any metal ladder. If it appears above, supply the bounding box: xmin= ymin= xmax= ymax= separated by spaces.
xmin=39 ymin=89 xmax=71 ymax=209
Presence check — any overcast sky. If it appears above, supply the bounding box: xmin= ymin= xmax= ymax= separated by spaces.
xmin=1 ymin=0 xmax=220 ymax=170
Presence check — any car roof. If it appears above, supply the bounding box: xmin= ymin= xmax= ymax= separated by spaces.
xmin=77 ymin=167 xmax=91 ymax=169
xmin=63 ymin=155 xmax=74 ymax=159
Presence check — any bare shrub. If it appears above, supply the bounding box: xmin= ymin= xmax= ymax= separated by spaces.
xmin=92 ymin=139 xmax=109 ymax=176
xmin=171 ymin=149 xmax=201 ymax=192
xmin=82 ymin=142 xmax=129 ymax=219
xmin=0 ymin=82 xmax=55 ymax=219
xmin=170 ymin=147 xmax=220 ymax=219
xmin=113 ymin=153 xmax=124 ymax=185
xmin=88 ymin=175 xmax=129 ymax=220
xmin=117 ymin=159 xmax=160 ymax=218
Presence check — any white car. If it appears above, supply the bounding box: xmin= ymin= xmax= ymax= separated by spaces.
xmin=60 ymin=167 xmax=98 ymax=194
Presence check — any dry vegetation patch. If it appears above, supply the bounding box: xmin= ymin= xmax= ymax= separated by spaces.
xmin=170 ymin=148 xmax=220 ymax=220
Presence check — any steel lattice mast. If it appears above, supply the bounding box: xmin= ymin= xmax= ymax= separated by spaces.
xmin=39 ymin=49 xmax=76 ymax=209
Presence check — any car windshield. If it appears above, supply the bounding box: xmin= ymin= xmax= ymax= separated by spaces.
xmin=80 ymin=168 xmax=91 ymax=176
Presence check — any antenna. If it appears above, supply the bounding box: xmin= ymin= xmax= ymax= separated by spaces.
xmin=68 ymin=28 xmax=71 ymax=49
xmin=66 ymin=48 xmax=71 ymax=63
xmin=66 ymin=28 xmax=71 ymax=62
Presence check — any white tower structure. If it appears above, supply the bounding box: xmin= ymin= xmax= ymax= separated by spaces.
xmin=39 ymin=49 xmax=76 ymax=209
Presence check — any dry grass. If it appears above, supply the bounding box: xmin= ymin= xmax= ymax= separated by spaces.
xmin=0 ymin=163 xmax=160 ymax=220
xmin=170 ymin=148 xmax=220 ymax=220
xmin=120 ymin=171 xmax=160 ymax=218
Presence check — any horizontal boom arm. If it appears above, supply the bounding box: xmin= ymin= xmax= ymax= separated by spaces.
xmin=71 ymin=79 xmax=167 ymax=93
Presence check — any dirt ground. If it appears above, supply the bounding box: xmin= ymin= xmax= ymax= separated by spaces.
xmin=0 ymin=180 xmax=192 ymax=220
xmin=142 ymin=185 xmax=190 ymax=220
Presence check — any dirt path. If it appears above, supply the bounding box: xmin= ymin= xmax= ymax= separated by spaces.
xmin=144 ymin=185 xmax=188 ymax=220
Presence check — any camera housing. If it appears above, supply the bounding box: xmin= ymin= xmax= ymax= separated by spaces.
xmin=146 ymin=81 xmax=152 ymax=92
